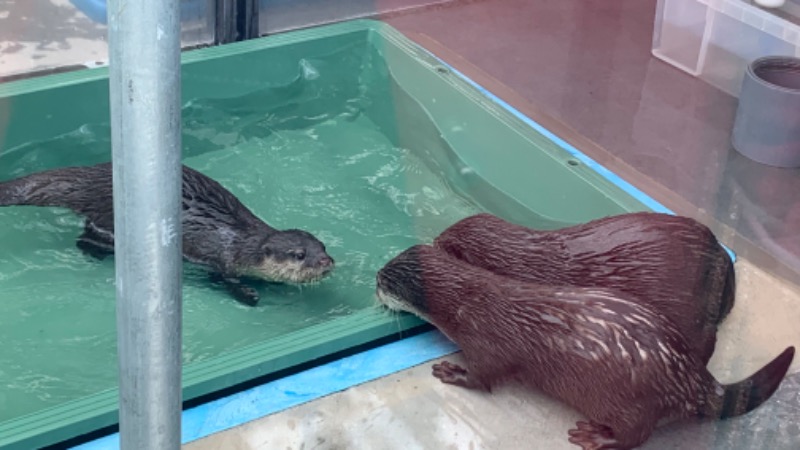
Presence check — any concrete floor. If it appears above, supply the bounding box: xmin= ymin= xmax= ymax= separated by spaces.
xmin=2 ymin=0 xmax=799 ymax=449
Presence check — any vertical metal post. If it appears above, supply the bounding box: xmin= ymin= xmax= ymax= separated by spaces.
xmin=107 ymin=1 xmax=183 ymax=449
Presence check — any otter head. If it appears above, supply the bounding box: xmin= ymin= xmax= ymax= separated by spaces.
xmin=375 ymin=245 xmax=432 ymax=319
xmin=250 ymin=229 xmax=335 ymax=283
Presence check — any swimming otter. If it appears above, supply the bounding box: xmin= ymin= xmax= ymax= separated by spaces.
xmin=434 ymin=212 xmax=735 ymax=364
xmin=0 ymin=162 xmax=335 ymax=306
xmin=375 ymin=245 xmax=793 ymax=450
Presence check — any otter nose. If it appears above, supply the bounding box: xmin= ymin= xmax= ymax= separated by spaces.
xmin=318 ymin=256 xmax=334 ymax=268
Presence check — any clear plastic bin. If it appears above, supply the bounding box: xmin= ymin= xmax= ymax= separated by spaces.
xmin=652 ymin=0 xmax=800 ymax=97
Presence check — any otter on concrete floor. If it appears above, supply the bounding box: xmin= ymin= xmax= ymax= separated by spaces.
xmin=434 ymin=212 xmax=735 ymax=364
xmin=376 ymin=245 xmax=794 ymax=450
xmin=0 ymin=162 xmax=335 ymax=306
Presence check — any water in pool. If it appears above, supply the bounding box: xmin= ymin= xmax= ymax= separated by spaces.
xmin=0 ymin=43 xmax=556 ymax=421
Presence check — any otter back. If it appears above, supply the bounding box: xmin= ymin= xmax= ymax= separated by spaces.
xmin=433 ymin=212 xmax=736 ymax=364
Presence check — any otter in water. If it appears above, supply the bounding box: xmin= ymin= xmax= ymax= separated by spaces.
xmin=376 ymin=245 xmax=793 ymax=450
xmin=0 ymin=162 xmax=335 ymax=306
xmin=433 ymin=212 xmax=735 ymax=364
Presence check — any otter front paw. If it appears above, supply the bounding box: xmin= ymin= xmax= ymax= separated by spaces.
xmin=76 ymin=239 xmax=113 ymax=261
xmin=211 ymin=274 xmax=261 ymax=307
xmin=432 ymin=361 xmax=472 ymax=387
xmin=568 ymin=421 xmax=619 ymax=450
xmin=232 ymin=284 xmax=260 ymax=307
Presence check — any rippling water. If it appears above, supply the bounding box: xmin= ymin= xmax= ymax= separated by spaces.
xmin=0 ymin=49 xmax=492 ymax=420
xmin=0 ymin=36 xmax=572 ymax=420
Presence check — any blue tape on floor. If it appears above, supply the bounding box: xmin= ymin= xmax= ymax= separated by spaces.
xmin=72 ymin=330 xmax=458 ymax=449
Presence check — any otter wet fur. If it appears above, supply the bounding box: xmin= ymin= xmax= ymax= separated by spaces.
xmin=375 ymin=245 xmax=794 ymax=450
xmin=0 ymin=162 xmax=335 ymax=306
xmin=433 ymin=212 xmax=735 ymax=364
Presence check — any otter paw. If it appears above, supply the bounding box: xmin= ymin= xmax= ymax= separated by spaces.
xmin=568 ymin=421 xmax=619 ymax=450
xmin=76 ymin=239 xmax=112 ymax=261
xmin=234 ymin=286 xmax=260 ymax=307
xmin=432 ymin=360 xmax=470 ymax=386
xmin=213 ymin=274 xmax=261 ymax=307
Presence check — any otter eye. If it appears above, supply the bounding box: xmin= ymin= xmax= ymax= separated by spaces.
xmin=290 ymin=249 xmax=306 ymax=261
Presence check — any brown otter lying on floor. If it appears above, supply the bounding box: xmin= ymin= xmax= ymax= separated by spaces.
xmin=434 ymin=212 xmax=735 ymax=364
xmin=0 ymin=162 xmax=335 ymax=306
xmin=376 ymin=244 xmax=794 ymax=450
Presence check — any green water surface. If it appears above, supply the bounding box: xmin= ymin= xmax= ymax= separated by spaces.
xmin=0 ymin=41 xmax=557 ymax=421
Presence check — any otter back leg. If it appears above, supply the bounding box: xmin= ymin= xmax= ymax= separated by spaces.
xmin=567 ymin=421 xmax=616 ymax=450
xmin=568 ymin=417 xmax=656 ymax=450
xmin=77 ymin=222 xmax=115 ymax=261
xmin=210 ymin=273 xmax=260 ymax=307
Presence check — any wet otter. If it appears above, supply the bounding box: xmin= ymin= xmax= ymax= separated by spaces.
xmin=376 ymin=245 xmax=794 ymax=450
xmin=434 ymin=212 xmax=735 ymax=364
xmin=0 ymin=162 xmax=335 ymax=306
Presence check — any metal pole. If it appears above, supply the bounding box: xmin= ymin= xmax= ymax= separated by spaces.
xmin=107 ymin=1 xmax=183 ymax=449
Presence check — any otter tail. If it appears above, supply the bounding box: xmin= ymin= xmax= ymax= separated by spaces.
xmin=702 ymin=346 xmax=795 ymax=419
xmin=0 ymin=163 xmax=111 ymax=214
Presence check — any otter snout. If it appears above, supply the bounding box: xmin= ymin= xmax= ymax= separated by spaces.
xmin=374 ymin=268 xmax=389 ymax=298
xmin=374 ymin=245 xmax=436 ymax=317
xmin=300 ymin=252 xmax=335 ymax=282
xmin=374 ymin=270 xmax=405 ymax=313
xmin=315 ymin=255 xmax=335 ymax=270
